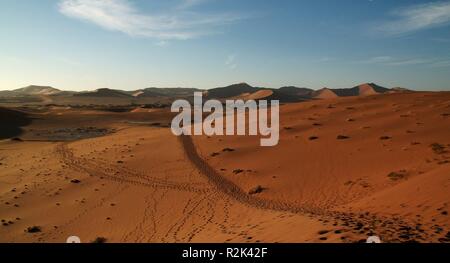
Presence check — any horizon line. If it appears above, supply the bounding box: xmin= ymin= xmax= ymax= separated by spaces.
xmin=2 ymin=82 xmax=443 ymax=92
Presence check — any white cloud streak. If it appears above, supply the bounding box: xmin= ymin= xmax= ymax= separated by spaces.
xmin=364 ymin=56 xmax=450 ymax=67
xmin=177 ymin=0 xmax=210 ymax=10
xmin=225 ymin=54 xmax=237 ymax=69
xmin=375 ymin=1 xmax=450 ymax=36
xmin=366 ymin=56 xmax=393 ymax=64
xmin=58 ymin=0 xmax=244 ymax=40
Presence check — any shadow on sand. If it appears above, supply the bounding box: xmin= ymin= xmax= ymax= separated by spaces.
xmin=0 ymin=107 xmax=32 ymax=140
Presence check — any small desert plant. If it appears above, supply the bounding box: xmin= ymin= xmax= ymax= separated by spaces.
xmin=248 ymin=185 xmax=264 ymax=195
xmin=318 ymin=230 xmax=330 ymax=235
xmin=222 ymin=148 xmax=235 ymax=152
xmin=232 ymin=169 xmax=244 ymax=175
xmin=387 ymin=170 xmax=408 ymax=181
xmin=344 ymin=180 xmax=354 ymax=186
xmin=92 ymin=237 xmax=107 ymax=243
xmin=430 ymin=143 xmax=446 ymax=154
xmin=26 ymin=226 xmax=42 ymax=233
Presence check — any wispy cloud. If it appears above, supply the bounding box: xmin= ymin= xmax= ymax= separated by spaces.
xmin=177 ymin=0 xmax=210 ymax=10
xmin=431 ymin=36 xmax=450 ymax=42
xmin=58 ymin=0 xmax=245 ymax=40
xmin=316 ymin=57 xmax=335 ymax=63
xmin=365 ymin=56 xmax=393 ymax=64
xmin=364 ymin=55 xmax=450 ymax=67
xmin=429 ymin=59 xmax=450 ymax=67
xmin=375 ymin=1 xmax=450 ymax=36
xmin=225 ymin=54 xmax=237 ymax=69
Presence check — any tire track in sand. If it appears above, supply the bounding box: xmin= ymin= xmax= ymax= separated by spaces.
xmin=179 ymin=135 xmax=319 ymax=215
xmin=180 ymin=136 xmax=435 ymax=243
xmin=55 ymin=142 xmax=208 ymax=194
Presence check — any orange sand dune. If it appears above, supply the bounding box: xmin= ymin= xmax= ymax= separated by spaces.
xmin=231 ymin=90 xmax=274 ymax=101
xmin=357 ymin=83 xmax=379 ymax=96
xmin=1 ymin=91 xmax=449 ymax=243
xmin=193 ymin=92 xmax=450 ymax=242
xmin=313 ymin=88 xmax=338 ymax=99
xmin=0 ymin=122 xmax=325 ymax=243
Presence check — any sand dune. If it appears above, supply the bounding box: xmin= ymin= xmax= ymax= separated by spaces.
xmin=0 ymin=82 xmax=404 ymax=107
xmin=0 ymin=126 xmax=324 ymax=243
xmin=357 ymin=83 xmax=379 ymax=96
xmin=193 ymin=91 xmax=450 ymax=242
xmin=330 ymin=83 xmax=389 ymax=97
xmin=312 ymin=88 xmax=339 ymax=99
xmin=11 ymin=86 xmax=61 ymax=96
xmin=74 ymin=88 xmax=132 ymax=98
xmin=1 ymin=91 xmax=449 ymax=243
xmin=231 ymin=90 xmax=274 ymax=101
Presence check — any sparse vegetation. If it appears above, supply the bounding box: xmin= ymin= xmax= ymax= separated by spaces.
xmin=26 ymin=226 xmax=42 ymax=233
xmin=92 ymin=237 xmax=107 ymax=243
xmin=337 ymin=135 xmax=350 ymax=140
xmin=344 ymin=180 xmax=353 ymax=186
xmin=70 ymin=179 xmax=81 ymax=184
xmin=232 ymin=169 xmax=244 ymax=175
xmin=430 ymin=143 xmax=446 ymax=154
xmin=388 ymin=170 xmax=408 ymax=181
xmin=248 ymin=185 xmax=264 ymax=195
xmin=318 ymin=230 xmax=329 ymax=235
xmin=222 ymin=148 xmax=235 ymax=152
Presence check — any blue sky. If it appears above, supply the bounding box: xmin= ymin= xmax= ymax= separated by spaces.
xmin=1 ymin=0 xmax=450 ymax=91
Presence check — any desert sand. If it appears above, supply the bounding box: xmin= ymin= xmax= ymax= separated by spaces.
xmin=194 ymin=91 xmax=450 ymax=243
xmin=0 ymin=108 xmax=323 ymax=243
xmin=1 ymin=91 xmax=449 ymax=243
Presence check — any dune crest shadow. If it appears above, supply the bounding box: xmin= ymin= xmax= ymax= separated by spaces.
xmin=0 ymin=107 xmax=32 ymax=140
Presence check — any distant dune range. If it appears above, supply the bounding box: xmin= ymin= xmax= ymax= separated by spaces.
xmin=0 ymin=83 xmax=410 ymax=107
